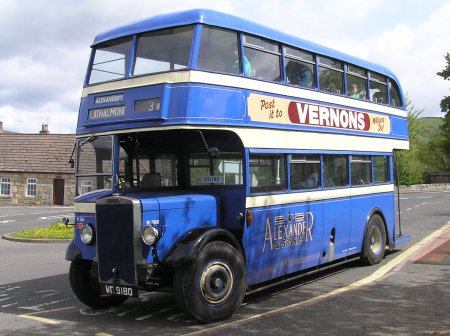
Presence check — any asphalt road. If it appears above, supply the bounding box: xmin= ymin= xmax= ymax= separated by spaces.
xmin=0 ymin=190 xmax=449 ymax=336
xmin=0 ymin=206 xmax=73 ymax=235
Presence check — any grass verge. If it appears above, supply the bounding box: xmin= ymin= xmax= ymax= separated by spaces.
xmin=12 ymin=222 xmax=74 ymax=240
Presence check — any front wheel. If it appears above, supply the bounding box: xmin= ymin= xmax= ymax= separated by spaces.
xmin=361 ymin=214 xmax=386 ymax=266
xmin=174 ymin=241 xmax=246 ymax=323
xmin=69 ymin=259 xmax=128 ymax=309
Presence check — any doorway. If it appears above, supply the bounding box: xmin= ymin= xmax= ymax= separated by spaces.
xmin=53 ymin=179 xmax=65 ymax=205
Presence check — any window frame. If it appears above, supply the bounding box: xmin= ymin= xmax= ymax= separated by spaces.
xmin=249 ymin=154 xmax=286 ymax=194
xmin=318 ymin=56 xmax=344 ymax=95
xmin=369 ymin=72 xmax=388 ymax=104
xmin=26 ymin=178 xmax=37 ymax=197
xmin=284 ymin=46 xmax=316 ymax=89
xmin=0 ymin=177 xmax=11 ymax=196
xmin=347 ymin=64 xmax=368 ymax=100
xmin=243 ymin=34 xmax=282 ymax=82
xmin=350 ymin=155 xmax=373 ymax=186
xmin=290 ymin=154 xmax=321 ymax=190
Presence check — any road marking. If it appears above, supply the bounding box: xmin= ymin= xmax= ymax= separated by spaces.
xmin=18 ymin=306 xmax=75 ymax=325
xmin=182 ymin=221 xmax=450 ymax=336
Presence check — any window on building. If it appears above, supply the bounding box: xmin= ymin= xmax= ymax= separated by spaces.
xmin=249 ymin=154 xmax=285 ymax=193
xmin=80 ymin=180 xmax=93 ymax=195
xmin=351 ymin=156 xmax=372 ymax=185
xmin=26 ymin=178 xmax=37 ymax=197
xmin=374 ymin=156 xmax=390 ymax=183
xmin=285 ymin=47 xmax=315 ymax=88
xmin=0 ymin=177 xmax=10 ymax=196
xmin=244 ymin=35 xmax=281 ymax=81
xmin=318 ymin=56 xmax=344 ymax=94
xmin=290 ymin=155 xmax=321 ymax=190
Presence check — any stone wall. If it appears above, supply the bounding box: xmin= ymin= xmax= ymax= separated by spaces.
xmin=0 ymin=172 xmax=75 ymax=206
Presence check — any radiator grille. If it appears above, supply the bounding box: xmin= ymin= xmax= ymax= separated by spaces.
xmin=96 ymin=203 xmax=137 ymax=285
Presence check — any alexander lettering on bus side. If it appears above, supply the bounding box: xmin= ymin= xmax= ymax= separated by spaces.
xmin=262 ymin=211 xmax=314 ymax=252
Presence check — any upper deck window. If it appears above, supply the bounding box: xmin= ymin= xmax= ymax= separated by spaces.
xmin=347 ymin=64 xmax=367 ymax=100
xmin=88 ymin=37 xmax=133 ymax=85
xmin=244 ymin=35 xmax=281 ymax=82
xmin=285 ymin=47 xmax=315 ymax=88
xmin=389 ymin=78 xmax=402 ymax=108
xmin=133 ymin=26 xmax=193 ymax=76
xmin=369 ymin=72 xmax=387 ymax=104
xmin=318 ymin=56 xmax=344 ymax=94
xmin=198 ymin=26 xmax=240 ymax=74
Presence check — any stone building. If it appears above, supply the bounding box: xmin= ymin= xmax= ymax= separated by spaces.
xmin=0 ymin=121 xmax=76 ymax=206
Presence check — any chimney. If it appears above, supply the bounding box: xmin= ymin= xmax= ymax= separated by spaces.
xmin=0 ymin=121 xmax=3 ymax=133
xmin=39 ymin=123 xmax=49 ymax=134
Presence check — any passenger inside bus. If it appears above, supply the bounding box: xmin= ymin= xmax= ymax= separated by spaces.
xmin=286 ymin=61 xmax=312 ymax=87
xmin=231 ymin=43 xmax=252 ymax=76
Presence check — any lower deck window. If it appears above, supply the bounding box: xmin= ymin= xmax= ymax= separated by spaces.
xmin=374 ymin=156 xmax=390 ymax=183
xmin=250 ymin=154 xmax=285 ymax=193
xmin=351 ymin=156 xmax=372 ymax=185
xmin=290 ymin=155 xmax=321 ymax=190
xmin=323 ymin=155 xmax=348 ymax=188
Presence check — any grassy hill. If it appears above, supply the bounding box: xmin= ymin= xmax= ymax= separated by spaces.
xmin=416 ymin=116 xmax=443 ymax=141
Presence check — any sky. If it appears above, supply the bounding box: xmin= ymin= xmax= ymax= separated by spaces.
xmin=0 ymin=0 xmax=449 ymax=134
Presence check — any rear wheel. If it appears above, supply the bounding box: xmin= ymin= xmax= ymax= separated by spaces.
xmin=69 ymin=259 xmax=128 ymax=309
xmin=174 ymin=241 xmax=246 ymax=323
xmin=361 ymin=214 xmax=386 ymax=265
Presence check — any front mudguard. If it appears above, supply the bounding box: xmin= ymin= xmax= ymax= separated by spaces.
xmin=65 ymin=240 xmax=82 ymax=261
xmin=164 ymin=227 xmax=243 ymax=268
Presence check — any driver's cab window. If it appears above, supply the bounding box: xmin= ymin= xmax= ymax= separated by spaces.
xmin=189 ymin=152 xmax=243 ymax=186
xmin=119 ymin=149 xmax=178 ymax=189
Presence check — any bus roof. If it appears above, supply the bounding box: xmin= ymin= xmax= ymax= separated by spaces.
xmin=92 ymin=9 xmax=399 ymax=81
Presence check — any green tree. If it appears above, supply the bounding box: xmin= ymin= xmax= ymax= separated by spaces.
xmin=394 ymin=96 xmax=426 ymax=185
xmin=437 ymin=52 xmax=450 ymax=165
xmin=437 ymin=53 xmax=450 ymax=113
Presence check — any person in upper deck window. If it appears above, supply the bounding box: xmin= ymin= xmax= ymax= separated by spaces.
xmin=350 ymin=84 xmax=361 ymax=99
xmin=231 ymin=43 xmax=252 ymax=76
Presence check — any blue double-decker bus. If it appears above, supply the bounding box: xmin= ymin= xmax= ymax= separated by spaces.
xmin=66 ymin=9 xmax=409 ymax=323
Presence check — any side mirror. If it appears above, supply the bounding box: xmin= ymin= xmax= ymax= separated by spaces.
xmin=62 ymin=217 xmax=74 ymax=227
xmin=208 ymin=147 xmax=219 ymax=159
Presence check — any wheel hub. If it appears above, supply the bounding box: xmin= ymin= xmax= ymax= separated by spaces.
xmin=200 ymin=261 xmax=233 ymax=304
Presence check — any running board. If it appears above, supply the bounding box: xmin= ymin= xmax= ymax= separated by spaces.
xmin=395 ymin=234 xmax=412 ymax=245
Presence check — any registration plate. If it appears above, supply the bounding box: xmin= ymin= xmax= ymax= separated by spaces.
xmin=100 ymin=283 xmax=138 ymax=298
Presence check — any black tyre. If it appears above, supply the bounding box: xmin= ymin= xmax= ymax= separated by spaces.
xmin=174 ymin=241 xmax=246 ymax=323
xmin=361 ymin=214 xmax=386 ymax=266
xmin=69 ymin=259 xmax=128 ymax=309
